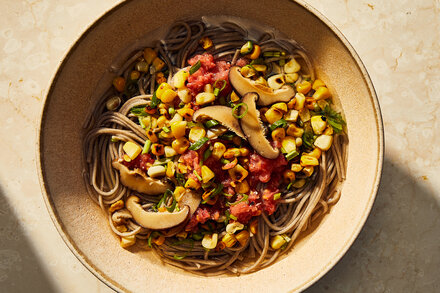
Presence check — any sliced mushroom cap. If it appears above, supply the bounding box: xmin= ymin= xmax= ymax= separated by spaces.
xmin=126 ymin=195 xmax=189 ymax=230
xmin=193 ymin=106 xmax=245 ymax=139
xmin=229 ymin=66 xmax=295 ymax=106
xmin=112 ymin=161 xmax=170 ymax=195
xmin=178 ymin=190 xmax=201 ymax=216
xmin=240 ymin=92 xmax=280 ymax=159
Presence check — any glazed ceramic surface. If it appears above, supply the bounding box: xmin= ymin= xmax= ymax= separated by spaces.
xmin=38 ymin=0 xmax=383 ymax=292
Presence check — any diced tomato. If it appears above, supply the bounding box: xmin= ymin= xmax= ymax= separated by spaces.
xmin=249 ymin=152 xmax=288 ymax=184
xmin=122 ymin=153 xmax=154 ymax=171
xmin=236 ymin=58 xmax=249 ymax=67
xmin=180 ymin=150 xmax=201 ymax=175
xmin=261 ymin=187 xmax=279 ymax=215
xmin=185 ymin=205 xmax=222 ymax=231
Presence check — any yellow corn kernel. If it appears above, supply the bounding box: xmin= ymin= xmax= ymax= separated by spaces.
xmin=281 ymin=136 xmax=296 ymax=153
xmin=123 ymin=154 xmax=131 ymax=162
xmin=204 ymin=83 xmax=214 ymax=93
xmin=247 ymin=44 xmax=261 ymax=59
xmin=293 ymin=93 xmax=306 ymax=110
xmin=115 ymin=225 xmax=127 ymax=233
xmin=302 ymin=166 xmax=314 ymax=177
xmin=285 ymin=73 xmax=299 ymax=83
xmin=312 ymin=79 xmax=326 ymax=90
xmin=307 ymin=148 xmax=322 ymax=159
xmin=202 ymin=233 xmax=218 ymax=249
xmin=164 ymin=146 xmax=177 ymax=158
xmin=311 ymin=116 xmax=327 ymax=135
xmin=313 ymin=86 xmax=331 ymax=100
xmin=160 ymin=89 xmax=178 ymax=103
xmin=293 ymin=179 xmax=306 ymax=188
xmin=152 ymin=235 xmax=165 ymax=246
xmin=239 ymin=147 xmax=249 ymax=156
xmin=113 ymin=76 xmax=125 ymax=92
xmin=157 ymin=115 xmax=169 ymax=128
xmin=195 ymin=92 xmax=216 ymax=105
xmin=177 ymin=162 xmax=188 ymax=174
xmin=120 ymin=235 xmax=136 ymax=248
xmin=270 ymin=235 xmax=290 ymax=250
xmin=230 ymin=91 xmax=240 ymax=102
xmin=254 ymin=76 xmax=268 ymax=87
xmin=291 ymin=164 xmax=303 ymax=172
xmin=172 ymin=137 xmax=190 ymax=154
xmin=143 ymin=48 xmax=157 ymax=64
xmin=176 ymin=231 xmax=188 ymax=239
xmin=158 ymin=207 xmax=167 ymax=212
xmin=323 ymin=126 xmax=334 ymax=135
xmin=123 ymin=141 xmax=142 ymax=160
xmin=171 ymin=121 xmax=187 ymax=138
xmin=236 ymin=230 xmax=250 ymax=246
xmin=156 ymin=72 xmax=166 ymax=84
xmin=152 ymin=57 xmax=165 ymax=71
xmin=159 ymin=130 xmax=173 ymax=140
xmin=223 ymin=148 xmax=241 ymax=159
xmin=300 ymin=155 xmax=319 ymax=166
xmin=272 ymin=102 xmax=288 ymax=113
xmin=249 ymin=219 xmax=258 ymax=235
xmin=284 ymin=58 xmax=301 ymax=73
xmin=285 ymin=109 xmax=299 ymax=122
xmin=286 ymin=124 xmax=304 ymax=137
xmin=287 ymin=98 xmax=296 ymax=109
xmin=228 ymin=164 xmax=249 ymax=182
xmin=130 ymin=70 xmax=140 ymax=80
xmin=222 ymin=233 xmax=237 ymax=248
xmin=176 ymin=107 xmax=194 ymax=121
xmin=174 ymin=186 xmax=186 ymax=201
xmin=177 ymin=88 xmax=192 ymax=103
xmin=108 ymin=200 xmax=124 ymax=213
xmin=296 ymin=80 xmax=312 ymax=94
xmin=235 ymin=180 xmax=250 ymax=194
xmin=173 ymin=69 xmax=189 ymax=89
xmin=166 ymin=161 xmax=175 ymax=177
xmin=314 ymin=134 xmax=333 ymax=151
xmin=201 ymin=165 xmax=215 ymax=183
xmin=264 ymin=108 xmax=284 ymax=124
xmin=199 ymin=36 xmax=213 ymax=49
xmin=156 ymin=82 xmax=172 ymax=99
xmin=212 ymin=142 xmax=226 ymax=160
xmin=185 ymin=177 xmax=201 ymax=190
xmin=151 ymin=144 xmax=165 ymax=156
xmin=147 ymin=165 xmax=166 ymax=178
xmin=271 ymin=128 xmax=286 ymax=142
xmin=188 ymin=126 xmax=206 ymax=143
xmin=295 ymin=137 xmax=303 ymax=147
xmin=283 ymin=170 xmax=295 ymax=183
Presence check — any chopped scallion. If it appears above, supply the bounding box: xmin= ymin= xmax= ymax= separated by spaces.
xmin=188 ymin=137 xmax=209 ymax=150
xmin=142 ymin=139 xmax=152 ymax=154
xmin=189 ymin=60 xmax=201 ymax=75
xmin=162 ymin=126 xmax=170 ymax=133
xmin=240 ymin=41 xmax=254 ymax=55
xmin=269 ymin=119 xmax=287 ymax=131
xmin=273 ymin=193 xmax=281 ymax=200
xmin=232 ymin=102 xmax=248 ymax=119
xmin=204 ymin=119 xmax=219 ymax=128
xmin=285 ymin=150 xmax=299 ymax=161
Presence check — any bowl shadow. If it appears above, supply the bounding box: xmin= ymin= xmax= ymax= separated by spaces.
xmin=306 ymin=157 xmax=440 ymax=292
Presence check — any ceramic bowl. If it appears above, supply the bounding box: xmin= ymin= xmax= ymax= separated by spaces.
xmin=37 ymin=0 xmax=383 ymax=292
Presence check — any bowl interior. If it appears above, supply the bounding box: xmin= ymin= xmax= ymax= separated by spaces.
xmin=38 ymin=0 xmax=383 ymax=292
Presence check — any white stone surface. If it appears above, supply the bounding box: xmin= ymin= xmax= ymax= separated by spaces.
xmin=0 ymin=0 xmax=438 ymax=292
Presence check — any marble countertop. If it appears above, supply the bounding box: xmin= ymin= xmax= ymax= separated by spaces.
xmin=0 ymin=0 xmax=438 ymax=292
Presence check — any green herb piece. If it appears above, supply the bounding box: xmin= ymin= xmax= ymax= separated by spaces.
xmin=285 ymin=150 xmax=299 ymax=161
xmin=222 ymin=192 xmax=233 ymax=197
xmin=204 ymin=119 xmax=219 ymax=128
xmin=226 ymin=194 xmax=249 ymax=207
xmin=229 ymin=214 xmax=237 ymax=220
xmin=273 ymin=193 xmax=281 ymax=200
xmin=319 ymin=105 xmax=346 ymax=133
xmin=302 ymin=130 xmax=315 ymax=150
xmin=240 ymin=41 xmax=254 ymax=55
xmin=148 ymin=231 xmax=160 ymax=247
xmin=162 ymin=126 xmax=170 ymax=133
xmin=232 ymin=102 xmax=248 ymax=119
xmin=269 ymin=119 xmax=287 ymax=131
xmin=189 ymin=60 xmax=201 ymax=75
xmin=176 ymin=172 xmax=186 ymax=186
xmin=203 ymin=148 xmax=212 ymax=161
xmin=142 ymin=139 xmax=152 ymax=154
xmin=263 ymin=51 xmax=274 ymax=57
xmin=188 ymin=137 xmax=209 ymax=150
xmin=287 ymin=182 xmax=293 ymax=190
xmin=150 ymin=91 xmax=160 ymax=108
xmin=213 ymin=79 xmax=227 ymax=97
xmin=219 ymin=132 xmax=234 ymax=140
xmin=193 ymin=170 xmax=202 ymax=182
xmin=130 ymin=105 xmax=149 ymax=116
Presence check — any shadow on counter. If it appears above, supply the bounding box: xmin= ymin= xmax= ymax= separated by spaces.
xmin=307 ymin=157 xmax=440 ymax=292
xmin=0 ymin=185 xmax=57 ymax=293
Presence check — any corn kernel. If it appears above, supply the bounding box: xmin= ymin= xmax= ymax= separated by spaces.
xmin=286 ymin=124 xmax=304 ymax=137
xmin=157 ymin=115 xmax=169 ymax=128
xmin=151 ymin=144 xmax=165 ymax=156
xmin=249 ymin=219 xmax=258 ymax=235
xmin=313 ymin=86 xmax=331 ymax=100
xmin=300 ymin=155 xmax=319 ymax=166
xmin=177 ymin=163 xmax=188 ymax=174
xmin=152 ymin=57 xmax=165 ymax=71
xmin=323 ymin=126 xmax=334 ymax=135
xmin=311 ymin=116 xmax=327 ymax=135
xmin=271 ymin=128 xmax=286 ymax=142
xmin=302 ymin=166 xmax=314 ymax=177
xmin=285 ymin=73 xmax=299 ymax=83
xmin=109 ymin=200 xmax=124 ymax=213
xmin=314 ymin=134 xmax=333 ymax=151
xmin=189 ymin=126 xmax=206 ymax=143
xmin=293 ymin=93 xmax=306 ymax=110
xmin=172 ymin=137 xmax=190 ymax=154
xmin=177 ymin=88 xmax=192 ymax=103
xmin=284 ymin=58 xmax=301 ymax=73
xmin=195 ymin=92 xmax=216 ymax=105
xmin=176 ymin=107 xmax=194 ymax=121
xmin=156 ymin=82 xmax=172 ymax=99
xmin=199 ymin=36 xmax=213 ymax=49
xmin=166 ymin=161 xmax=175 ymax=177
xmin=130 ymin=70 xmax=140 ymax=80
xmin=293 ymin=179 xmax=306 ymax=188
xmin=235 ymin=180 xmax=250 ymax=194
xmin=123 ymin=141 xmax=142 ymax=160
xmin=115 ymin=225 xmax=127 ymax=233
xmin=223 ymin=148 xmax=241 ymax=159
xmin=185 ymin=177 xmax=201 ymax=190
xmin=171 ymin=121 xmax=187 ymax=138
xmin=312 ymin=79 xmax=326 ymax=90
xmin=120 ymin=235 xmax=136 ymax=248
xmin=160 ymin=89 xmax=178 ymax=103
xmin=113 ymin=76 xmax=125 ymax=92
xmin=272 ymin=102 xmax=288 ymax=113
xmin=174 ymin=186 xmax=186 ymax=201
xmin=264 ymin=108 xmax=283 ymax=124
xmin=152 ymin=235 xmax=165 ymax=246
xmin=307 ymin=148 xmax=322 ymax=159
xmin=228 ymin=164 xmax=249 ymax=182
xmin=291 ymin=164 xmax=303 ymax=172
xmin=247 ymin=44 xmax=261 ymax=59
xmin=270 ymin=235 xmax=290 ymax=250
xmin=226 ymin=222 xmax=244 ymax=234
xmin=123 ymin=154 xmax=131 ymax=162
xmin=287 ymin=98 xmax=296 ymax=109
xmin=148 ymin=165 xmax=166 ymax=178
xmin=281 ymin=136 xmax=296 ymax=153
xmin=230 ymin=91 xmax=240 ymax=102
xmin=202 ymin=233 xmax=218 ymax=249
xmin=236 ymin=230 xmax=250 ymax=246
xmin=239 ymin=147 xmax=249 ymax=156
xmin=176 ymin=231 xmax=188 ymax=239
xmin=212 ymin=142 xmax=226 ymax=160
xmin=267 ymin=74 xmax=285 ymax=90
xmin=283 ymin=170 xmax=296 ymax=183
xmin=295 ymin=137 xmax=303 ymax=147
xmin=173 ymin=69 xmax=189 ymax=89
xmin=156 ymin=72 xmax=166 ymax=84
xmin=285 ymin=109 xmax=299 ymax=122
xmin=201 ymin=165 xmax=215 ymax=183
xmin=296 ymin=80 xmax=312 ymax=94
xmin=204 ymin=83 xmax=214 ymax=93
xmin=143 ymin=48 xmax=157 ymax=64
xmin=222 ymin=233 xmax=237 ymax=248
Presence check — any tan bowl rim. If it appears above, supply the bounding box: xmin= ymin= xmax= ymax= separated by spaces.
xmin=36 ymin=0 xmax=384 ymax=292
